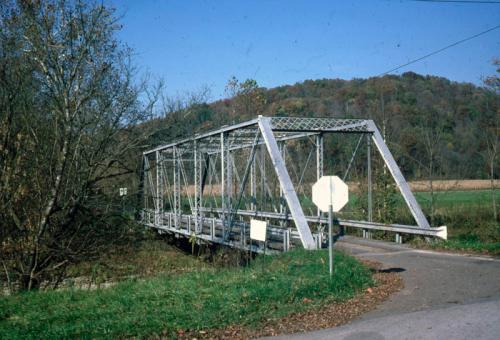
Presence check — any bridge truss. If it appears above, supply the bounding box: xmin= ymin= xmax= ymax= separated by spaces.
xmin=141 ymin=116 xmax=446 ymax=253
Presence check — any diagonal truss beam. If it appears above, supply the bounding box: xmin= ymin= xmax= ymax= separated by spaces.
xmin=367 ymin=120 xmax=431 ymax=229
xmin=258 ymin=116 xmax=316 ymax=249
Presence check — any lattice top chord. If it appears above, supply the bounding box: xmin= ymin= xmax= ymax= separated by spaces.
xmin=269 ymin=116 xmax=371 ymax=132
xmin=144 ymin=116 xmax=375 ymax=155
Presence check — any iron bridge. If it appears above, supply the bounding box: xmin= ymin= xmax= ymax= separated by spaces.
xmin=141 ymin=116 xmax=446 ymax=253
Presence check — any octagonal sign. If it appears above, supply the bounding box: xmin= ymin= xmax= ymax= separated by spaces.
xmin=312 ymin=176 xmax=349 ymax=213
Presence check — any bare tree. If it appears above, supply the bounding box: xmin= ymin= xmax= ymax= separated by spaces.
xmin=225 ymin=77 xmax=266 ymax=120
xmin=0 ymin=0 xmax=161 ymax=290
xmin=482 ymin=59 xmax=500 ymax=222
xmin=162 ymin=85 xmax=211 ymax=118
xmin=417 ymin=119 xmax=444 ymax=224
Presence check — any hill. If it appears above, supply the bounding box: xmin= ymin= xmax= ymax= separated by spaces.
xmin=151 ymin=72 xmax=499 ymax=181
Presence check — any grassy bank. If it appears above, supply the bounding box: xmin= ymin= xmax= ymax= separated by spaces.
xmin=411 ymin=236 xmax=500 ymax=256
xmin=64 ymin=239 xmax=212 ymax=287
xmin=409 ymin=190 xmax=499 ymax=244
xmin=0 ymin=249 xmax=372 ymax=339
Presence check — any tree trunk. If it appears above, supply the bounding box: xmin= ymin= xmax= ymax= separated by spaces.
xmin=26 ymin=115 xmax=71 ymax=290
xmin=491 ymin=157 xmax=498 ymax=222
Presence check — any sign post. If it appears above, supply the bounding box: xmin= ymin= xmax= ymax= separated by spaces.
xmin=312 ymin=176 xmax=349 ymax=277
xmin=328 ymin=204 xmax=333 ymax=276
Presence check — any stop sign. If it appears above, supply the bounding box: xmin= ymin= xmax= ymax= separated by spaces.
xmin=312 ymin=176 xmax=349 ymax=213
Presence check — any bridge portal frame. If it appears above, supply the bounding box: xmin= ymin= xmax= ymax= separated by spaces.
xmin=142 ymin=116 xmax=446 ymax=253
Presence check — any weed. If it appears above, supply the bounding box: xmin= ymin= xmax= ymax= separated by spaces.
xmin=0 ymin=249 xmax=372 ymax=339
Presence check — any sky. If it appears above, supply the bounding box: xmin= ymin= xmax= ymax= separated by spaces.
xmin=108 ymin=0 xmax=500 ymax=100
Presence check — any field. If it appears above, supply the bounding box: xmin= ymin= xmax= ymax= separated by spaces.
xmin=413 ymin=189 xmax=498 ymax=208
xmin=409 ymin=179 xmax=499 ymax=192
xmin=0 ymin=249 xmax=372 ymax=339
xmin=367 ymin=189 xmax=499 ymax=254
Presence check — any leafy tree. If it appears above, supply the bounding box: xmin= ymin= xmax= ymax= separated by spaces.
xmin=0 ymin=0 xmax=160 ymax=290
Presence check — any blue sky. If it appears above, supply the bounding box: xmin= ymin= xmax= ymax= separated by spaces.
xmin=108 ymin=0 xmax=500 ymax=100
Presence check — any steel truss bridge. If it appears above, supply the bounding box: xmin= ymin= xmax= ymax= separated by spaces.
xmin=141 ymin=116 xmax=446 ymax=253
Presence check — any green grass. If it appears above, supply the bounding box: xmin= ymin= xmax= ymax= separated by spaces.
xmin=411 ymin=234 xmax=500 ymax=256
xmin=0 ymin=250 xmax=372 ymax=339
xmin=436 ymin=239 xmax=500 ymax=255
xmin=413 ymin=190 xmax=499 ymax=208
xmin=66 ymin=239 xmax=211 ymax=284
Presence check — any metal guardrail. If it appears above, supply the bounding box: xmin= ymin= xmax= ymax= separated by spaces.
xmin=198 ymin=207 xmax=447 ymax=239
xmin=143 ymin=208 xmax=446 ymax=253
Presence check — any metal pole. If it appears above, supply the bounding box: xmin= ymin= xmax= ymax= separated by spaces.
xmin=173 ymin=147 xmax=180 ymax=228
xmin=142 ymin=155 xmax=147 ymax=221
xmin=194 ymin=140 xmax=199 ymax=232
xmin=220 ymin=132 xmax=226 ymax=234
xmin=155 ymin=150 xmax=162 ymax=226
xmin=250 ymin=153 xmax=256 ymax=211
xmin=365 ymin=135 xmax=372 ymax=239
xmin=195 ymin=142 xmax=204 ymax=233
xmin=279 ymin=142 xmax=286 ymax=227
xmin=367 ymin=135 xmax=373 ymax=222
xmin=316 ymin=134 xmax=324 ymax=217
xmin=227 ymin=151 xmax=233 ymax=209
xmin=260 ymin=144 xmax=265 ymax=209
xmin=329 ymin=204 xmax=333 ymax=277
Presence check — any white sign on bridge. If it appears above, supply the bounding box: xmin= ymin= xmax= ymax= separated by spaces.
xmin=312 ymin=176 xmax=349 ymax=213
xmin=250 ymin=219 xmax=267 ymax=242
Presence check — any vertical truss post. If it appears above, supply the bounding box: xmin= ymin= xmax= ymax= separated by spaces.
xmin=227 ymin=150 xmax=233 ymax=212
xmin=367 ymin=120 xmax=431 ymax=229
xmin=316 ymin=133 xmax=324 ymax=217
xmin=260 ymin=144 xmax=266 ymax=209
xmin=220 ymin=132 xmax=227 ymax=235
xmin=173 ymin=147 xmax=181 ymax=229
xmin=365 ymin=135 xmax=373 ymax=239
xmin=155 ymin=150 xmax=163 ymax=226
xmin=144 ymin=156 xmax=156 ymax=223
xmin=250 ymin=151 xmax=257 ymax=211
xmin=194 ymin=140 xmax=203 ymax=233
xmin=279 ymin=142 xmax=286 ymax=222
xmin=258 ymin=116 xmax=316 ymax=249
xmin=367 ymin=135 xmax=373 ymax=222
xmin=142 ymin=155 xmax=147 ymax=221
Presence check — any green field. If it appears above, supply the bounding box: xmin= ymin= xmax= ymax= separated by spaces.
xmin=394 ymin=190 xmax=499 ymax=254
xmin=0 ymin=249 xmax=372 ymax=339
xmin=413 ymin=190 xmax=499 ymax=209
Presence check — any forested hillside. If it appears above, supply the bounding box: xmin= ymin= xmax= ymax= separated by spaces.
xmin=152 ymin=72 xmax=499 ymax=181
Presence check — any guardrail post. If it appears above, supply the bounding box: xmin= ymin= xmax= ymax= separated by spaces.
xmin=283 ymin=229 xmax=291 ymax=252
xmin=363 ymin=229 xmax=372 ymax=239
